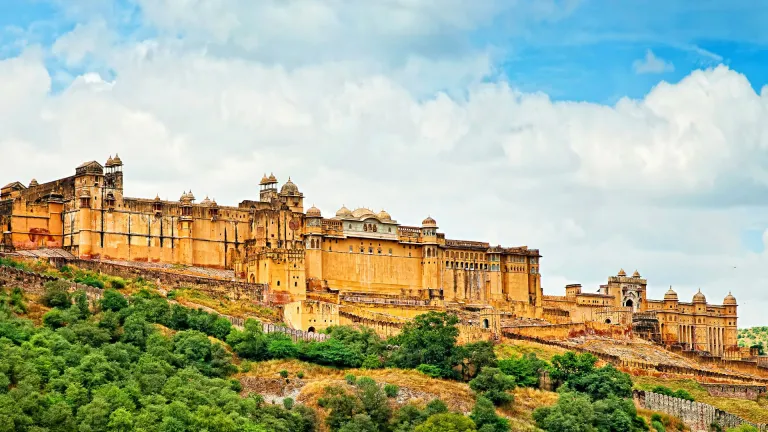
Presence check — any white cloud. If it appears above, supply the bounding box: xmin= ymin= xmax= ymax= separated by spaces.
xmin=2 ymin=2 xmax=768 ymax=326
xmin=633 ymin=49 xmax=675 ymax=74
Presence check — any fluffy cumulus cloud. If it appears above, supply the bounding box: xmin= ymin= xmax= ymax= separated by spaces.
xmin=2 ymin=1 xmax=768 ymax=325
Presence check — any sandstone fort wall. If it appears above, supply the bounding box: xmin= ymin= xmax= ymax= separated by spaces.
xmin=634 ymin=390 xmax=767 ymax=432
xmin=0 ymin=263 xmax=325 ymax=342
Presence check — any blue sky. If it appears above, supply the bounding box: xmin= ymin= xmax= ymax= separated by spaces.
xmin=3 ymin=1 xmax=767 ymax=101
xmin=2 ymin=0 xmax=768 ymax=325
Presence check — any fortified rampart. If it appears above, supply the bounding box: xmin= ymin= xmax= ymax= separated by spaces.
xmin=0 ymin=266 xmax=103 ymax=300
xmin=503 ymin=330 xmax=768 ymax=384
xmin=634 ymin=390 xmax=767 ymax=432
xmin=65 ymin=259 xmax=270 ymax=303
xmin=502 ymin=321 xmax=631 ymax=340
xmin=0 ymin=263 xmax=325 ymax=342
xmin=701 ymin=383 xmax=767 ymax=400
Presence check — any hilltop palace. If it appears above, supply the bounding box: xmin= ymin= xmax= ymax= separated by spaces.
xmin=0 ymin=156 xmax=738 ymax=355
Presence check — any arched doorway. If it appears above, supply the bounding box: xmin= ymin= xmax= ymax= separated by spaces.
xmin=307 ymin=326 xmax=315 ymax=333
xmin=624 ymin=299 xmax=634 ymax=309
xmin=605 ymin=318 xmax=612 ymax=324
xmin=482 ymin=318 xmax=489 ymax=329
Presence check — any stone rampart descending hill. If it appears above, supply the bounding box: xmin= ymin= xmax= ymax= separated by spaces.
xmin=503 ymin=330 xmax=768 ymax=384
xmin=634 ymin=390 xmax=768 ymax=432
xmin=0 ymin=262 xmax=327 ymax=343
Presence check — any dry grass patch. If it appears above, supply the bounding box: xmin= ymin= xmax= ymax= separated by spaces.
xmin=637 ymin=408 xmax=689 ymax=431
xmin=633 ymin=375 xmax=768 ymax=424
xmin=172 ymin=288 xmax=279 ymax=322
xmin=240 ymin=359 xmax=560 ymax=431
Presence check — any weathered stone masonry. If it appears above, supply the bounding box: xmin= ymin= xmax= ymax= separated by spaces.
xmin=634 ymin=390 xmax=767 ymax=432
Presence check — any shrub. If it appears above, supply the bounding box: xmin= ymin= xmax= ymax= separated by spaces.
xmin=414 ymin=413 xmax=476 ymax=432
xmin=76 ymin=275 xmax=105 ymax=289
xmin=297 ymin=371 xmax=305 ymax=379
xmin=652 ymin=386 xmax=694 ymax=402
xmin=41 ymin=280 xmax=71 ymax=308
xmin=416 ymin=364 xmax=446 ymax=378
xmin=361 ymin=354 xmax=383 ymax=369
xmin=229 ymin=379 xmax=242 ymax=392
xmin=43 ymin=309 xmax=67 ymax=329
xmin=652 ymin=420 xmax=665 ymax=432
xmin=345 ymin=374 xmax=357 ymax=385
xmin=240 ymin=361 xmax=251 ymax=373
xmin=100 ymin=289 xmax=128 ymax=312
xmin=565 ymin=364 xmax=633 ymax=400
xmin=468 ymin=367 xmax=516 ymax=406
xmin=497 ymin=353 xmax=547 ymax=388
xmin=384 ymin=383 xmax=399 ymax=398
xmin=471 ymin=396 xmax=510 ymax=432
xmin=356 ymin=377 xmax=376 ymax=388
xmin=279 ymin=370 xmax=289 ymax=379
xmin=109 ymin=278 xmax=126 ymax=289
xmin=283 ymin=397 xmax=294 ymax=410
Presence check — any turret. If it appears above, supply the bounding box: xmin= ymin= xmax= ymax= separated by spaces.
xmin=260 ymin=173 xmax=279 ymax=203
xmin=279 ymin=177 xmax=304 ymax=213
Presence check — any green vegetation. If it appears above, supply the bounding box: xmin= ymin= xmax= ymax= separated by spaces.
xmin=633 ymin=376 xmax=768 ymax=424
xmin=1 ymin=258 xmax=711 ymax=431
xmin=316 ymin=378 xmax=493 ymax=432
xmin=0 ymin=284 xmax=315 ymax=431
xmin=651 ymin=386 xmax=694 ymax=402
xmin=532 ymin=351 xmax=649 ymax=431
xmin=737 ymin=327 xmax=768 ymax=352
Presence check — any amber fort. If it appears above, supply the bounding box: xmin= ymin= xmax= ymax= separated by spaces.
xmin=0 ymin=155 xmax=742 ymax=358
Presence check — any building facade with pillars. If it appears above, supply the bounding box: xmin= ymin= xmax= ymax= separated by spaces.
xmin=1 ymin=156 xmax=541 ymax=314
xmin=547 ymin=269 xmax=739 ymax=356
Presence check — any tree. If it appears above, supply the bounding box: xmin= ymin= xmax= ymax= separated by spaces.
xmin=318 ymin=386 xmax=364 ymax=431
xmin=41 ymin=280 xmax=71 ymax=308
xmin=390 ymin=312 xmax=460 ymax=378
xmin=355 ymin=378 xmax=391 ymax=429
xmin=414 ymin=413 xmax=477 ymax=432
xmin=74 ymin=290 xmax=91 ymax=319
xmin=565 ymin=365 xmax=633 ymax=401
xmin=549 ymin=352 xmax=597 ymax=384
xmin=468 ymin=368 xmax=516 ymax=406
xmin=227 ymin=319 xmax=269 ymax=361
xmin=338 ymin=414 xmax=377 ymax=432
xmin=497 ymin=353 xmax=547 ymax=388
xmin=533 ymin=391 xmax=596 ymax=432
xmin=107 ymin=407 xmax=134 ymax=431
xmin=100 ymin=289 xmax=128 ymax=312
xmin=42 ymin=309 xmax=67 ymax=329
xmin=592 ymin=396 xmax=647 ymax=432
xmin=266 ymin=333 xmax=299 ymax=359
xmin=470 ymin=396 xmax=510 ymax=432
xmin=453 ymin=341 xmax=498 ymax=380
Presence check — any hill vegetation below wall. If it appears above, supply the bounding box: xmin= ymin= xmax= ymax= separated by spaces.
xmin=6 ymin=255 xmax=767 ymax=432
xmin=739 ymin=327 xmax=768 ymax=352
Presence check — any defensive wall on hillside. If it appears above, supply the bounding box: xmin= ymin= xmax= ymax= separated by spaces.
xmin=634 ymin=390 xmax=767 ymax=432
xmin=65 ymin=259 xmax=272 ymax=303
xmin=0 ymin=263 xmax=326 ymax=342
xmin=503 ymin=321 xmax=632 ymax=340
xmin=701 ymin=383 xmax=767 ymax=400
xmin=502 ymin=329 xmax=768 ymax=384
